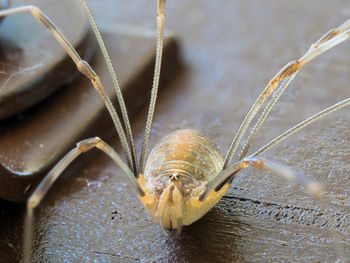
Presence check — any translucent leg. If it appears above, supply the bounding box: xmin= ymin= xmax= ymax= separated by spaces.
xmin=80 ymin=0 xmax=137 ymax=174
xmin=23 ymin=137 xmax=144 ymax=263
xmin=200 ymin=157 xmax=345 ymax=261
xmin=200 ymin=157 xmax=322 ymax=201
xmin=0 ymin=6 xmax=135 ymax=171
xmin=252 ymin=97 xmax=350 ymax=157
xmin=224 ymin=20 xmax=350 ymax=168
xmin=140 ymin=0 xmax=166 ymax=173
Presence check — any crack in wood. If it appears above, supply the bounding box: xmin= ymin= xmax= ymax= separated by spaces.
xmin=92 ymin=250 xmax=141 ymax=261
xmin=221 ymin=194 xmax=349 ymax=232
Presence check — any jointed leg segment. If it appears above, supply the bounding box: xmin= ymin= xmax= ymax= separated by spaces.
xmin=238 ymin=73 xmax=297 ymax=159
xmin=140 ymin=0 xmax=166 ymax=173
xmin=80 ymin=0 xmax=138 ymax=175
xmin=201 ymin=157 xmax=345 ymax=259
xmin=27 ymin=137 xmax=143 ymax=213
xmin=252 ymin=97 xmax=350 ymax=157
xmin=224 ymin=19 xmax=350 ymax=167
xmin=0 ymin=6 xmax=136 ymax=172
xmin=239 ymin=19 xmax=350 ymax=159
xmin=200 ymin=157 xmax=323 ymax=202
xmin=23 ymin=137 xmax=144 ymax=263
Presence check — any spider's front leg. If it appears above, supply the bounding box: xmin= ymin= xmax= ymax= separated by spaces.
xmin=23 ymin=137 xmax=144 ymax=263
xmin=0 ymin=5 xmax=136 ymax=172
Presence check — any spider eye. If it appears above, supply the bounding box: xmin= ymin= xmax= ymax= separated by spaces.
xmin=169 ymin=173 xmax=180 ymax=181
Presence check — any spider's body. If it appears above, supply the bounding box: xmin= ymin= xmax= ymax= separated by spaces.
xmin=139 ymin=129 xmax=228 ymax=230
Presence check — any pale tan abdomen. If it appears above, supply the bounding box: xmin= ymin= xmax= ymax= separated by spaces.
xmin=140 ymin=129 xmax=227 ymax=228
xmin=144 ymin=129 xmax=224 ymax=182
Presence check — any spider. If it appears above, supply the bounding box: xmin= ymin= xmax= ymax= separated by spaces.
xmin=0 ymin=1 xmax=348 ymax=262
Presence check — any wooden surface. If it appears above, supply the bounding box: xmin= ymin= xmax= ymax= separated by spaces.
xmin=1 ymin=0 xmax=350 ymax=262
xmin=0 ymin=0 xmax=92 ymax=120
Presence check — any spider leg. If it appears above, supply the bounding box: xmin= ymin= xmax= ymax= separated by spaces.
xmin=200 ymin=157 xmax=345 ymax=260
xmin=239 ymin=19 xmax=350 ymax=159
xmin=203 ymin=156 xmax=347 ymax=259
xmin=252 ymin=97 xmax=350 ymax=157
xmin=238 ymin=73 xmax=296 ymax=159
xmin=200 ymin=157 xmax=323 ymax=202
xmin=224 ymin=19 xmax=350 ymax=167
xmin=23 ymin=137 xmax=144 ymax=263
xmin=140 ymin=0 xmax=166 ymax=173
xmin=80 ymin=0 xmax=137 ymax=174
xmin=0 ymin=6 xmax=135 ymax=172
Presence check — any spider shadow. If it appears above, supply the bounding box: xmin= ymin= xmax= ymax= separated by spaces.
xmin=164 ymin=204 xmax=250 ymax=263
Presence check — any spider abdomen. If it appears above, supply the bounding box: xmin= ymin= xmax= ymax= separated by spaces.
xmin=144 ymin=129 xmax=224 ymax=183
xmin=139 ymin=129 xmax=227 ymax=229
